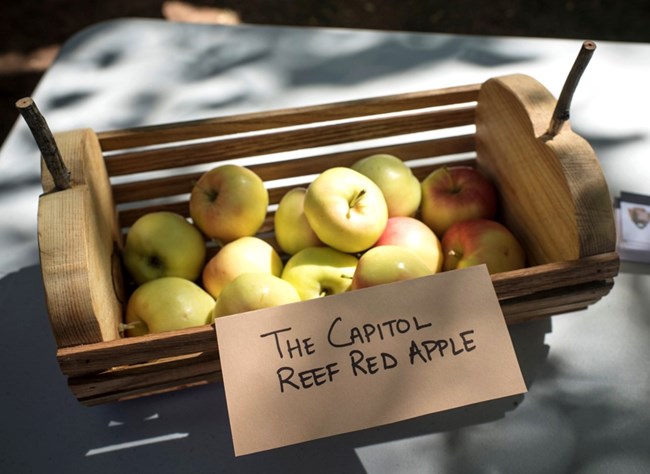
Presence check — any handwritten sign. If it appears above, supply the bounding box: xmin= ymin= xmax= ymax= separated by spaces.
xmin=215 ymin=265 xmax=527 ymax=456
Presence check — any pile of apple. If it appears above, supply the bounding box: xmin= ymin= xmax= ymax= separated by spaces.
xmin=120 ymin=154 xmax=526 ymax=337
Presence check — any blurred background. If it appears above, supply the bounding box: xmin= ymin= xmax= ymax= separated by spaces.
xmin=1 ymin=0 xmax=649 ymax=146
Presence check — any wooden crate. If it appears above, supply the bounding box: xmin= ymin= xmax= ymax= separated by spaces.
xmin=37 ymin=74 xmax=619 ymax=406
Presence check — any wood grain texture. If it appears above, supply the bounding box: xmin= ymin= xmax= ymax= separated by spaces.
xmin=104 ymin=106 xmax=476 ymax=177
xmin=491 ymin=251 xmax=619 ymax=300
xmin=97 ymin=84 xmax=480 ymax=151
xmin=57 ymin=324 xmax=216 ymax=377
xmin=38 ymin=130 xmax=124 ymax=347
xmin=68 ymin=352 xmax=220 ymax=401
xmin=475 ymin=74 xmax=616 ymax=265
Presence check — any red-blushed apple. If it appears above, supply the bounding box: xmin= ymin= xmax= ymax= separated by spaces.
xmin=351 ymin=153 xmax=421 ymax=217
xmin=123 ymin=211 xmax=206 ymax=285
xmin=441 ymin=219 xmax=526 ymax=274
xmin=274 ymin=187 xmax=323 ymax=255
xmin=189 ymin=164 xmax=268 ymax=244
xmin=421 ymin=165 xmax=498 ymax=237
xmin=123 ymin=277 xmax=215 ymax=337
xmin=304 ymin=167 xmax=388 ymax=253
xmin=373 ymin=216 xmax=443 ymax=273
xmin=212 ymin=272 xmax=301 ymax=318
xmin=202 ymin=236 xmax=283 ymax=299
xmin=350 ymin=245 xmax=432 ymax=290
xmin=281 ymin=246 xmax=358 ymax=300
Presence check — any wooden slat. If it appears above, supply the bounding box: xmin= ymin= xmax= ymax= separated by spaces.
xmin=57 ymin=324 xmax=216 ymax=377
xmin=501 ymin=279 xmax=614 ymax=324
xmin=118 ymin=201 xmax=190 ymax=229
xmin=68 ymin=352 xmax=219 ymax=399
xmin=111 ymin=134 xmax=476 ymax=205
xmin=104 ymin=106 xmax=476 ymax=176
xmin=78 ymin=373 xmax=221 ymax=406
xmin=491 ymin=252 xmax=619 ymax=300
xmin=97 ymin=84 xmax=481 ymax=151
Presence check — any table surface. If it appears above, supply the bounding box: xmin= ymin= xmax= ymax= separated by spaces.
xmin=1 ymin=19 xmax=649 ymax=473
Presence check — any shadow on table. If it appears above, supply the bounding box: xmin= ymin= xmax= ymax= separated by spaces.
xmin=0 ymin=264 xmax=550 ymax=473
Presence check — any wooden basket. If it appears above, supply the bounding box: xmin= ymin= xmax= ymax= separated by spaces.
xmin=36 ymin=73 xmax=619 ymax=406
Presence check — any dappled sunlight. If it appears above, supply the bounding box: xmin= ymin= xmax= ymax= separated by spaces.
xmin=2 ymin=12 xmax=649 ymax=472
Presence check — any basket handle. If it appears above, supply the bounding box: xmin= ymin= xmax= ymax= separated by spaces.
xmin=544 ymin=40 xmax=597 ymax=139
xmin=16 ymin=97 xmax=72 ymax=191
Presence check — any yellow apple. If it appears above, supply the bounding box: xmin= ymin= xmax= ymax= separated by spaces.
xmin=274 ymin=187 xmax=323 ymax=255
xmin=124 ymin=277 xmax=215 ymax=337
xmin=351 ymin=153 xmax=421 ymax=217
xmin=122 ymin=211 xmax=206 ymax=285
xmin=304 ymin=167 xmax=388 ymax=253
xmin=350 ymin=245 xmax=432 ymax=290
xmin=281 ymin=246 xmax=358 ymax=300
xmin=189 ymin=164 xmax=268 ymax=244
xmin=212 ymin=272 xmax=301 ymax=318
xmin=202 ymin=236 xmax=283 ymax=299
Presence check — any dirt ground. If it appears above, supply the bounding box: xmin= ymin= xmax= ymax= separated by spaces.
xmin=1 ymin=1 xmax=649 ymax=145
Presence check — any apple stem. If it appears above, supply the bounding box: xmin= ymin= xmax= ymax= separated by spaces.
xmin=347 ymin=189 xmax=367 ymax=218
xmin=441 ymin=166 xmax=461 ymax=193
xmin=544 ymin=40 xmax=596 ymax=139
xmin=16 ymin=97 xmax=72 ymax=191
xmin=118 ymin=320 xmax=146 ymax=333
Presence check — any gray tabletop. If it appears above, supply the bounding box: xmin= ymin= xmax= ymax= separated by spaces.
xmin=1 ymin=19 xmax=649 ymax=473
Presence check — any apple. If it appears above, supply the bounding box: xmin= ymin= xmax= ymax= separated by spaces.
xmin=420 ymin=165 xmax=498 ymax=237
xmin=274 ymin=187 xmax=323 ymax=255
xmin=281 ymin=246 xmax=358 ymax=300
xmin=212 ymin=272 xmax=301 ymax=318
xmin=202 ymin=236 xmax=283 ymax=299
xmin=351 ymin=153 xmax=421 ymax=217
xmin=373 ymin=216 xmax=444 ymax=273
xmin=304 ymin=167 xmax=388 ymax=253
xmin=189 ymin=164 xmax=268 ymax=244
xmin=441 ymin=219 xmax=526 ymax=274
xmin=350 ymin=245 xmax=432 ymax=290
xmin=122 ymin=211 xmax=206 ymax=285
xmin=123 ymin=277 xmax=215 ymax=337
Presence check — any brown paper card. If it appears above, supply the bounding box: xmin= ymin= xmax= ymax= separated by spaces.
xmin=215 ymin=265 xmax=527 ymax=456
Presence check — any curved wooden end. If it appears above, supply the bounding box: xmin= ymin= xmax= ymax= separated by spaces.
xmin=475 ymin=74 xmax=616 ymax=266
xmin=38 ymin=129 xmax=124 ymax=347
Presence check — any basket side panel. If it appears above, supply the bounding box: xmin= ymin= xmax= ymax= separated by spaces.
xmin=546 ymin=130 xmax=617 ymax=256
xmin=38 ymin=130 xmax=124 ymax=346
xmin=476 ymin=75 xmax=600 ymax=265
